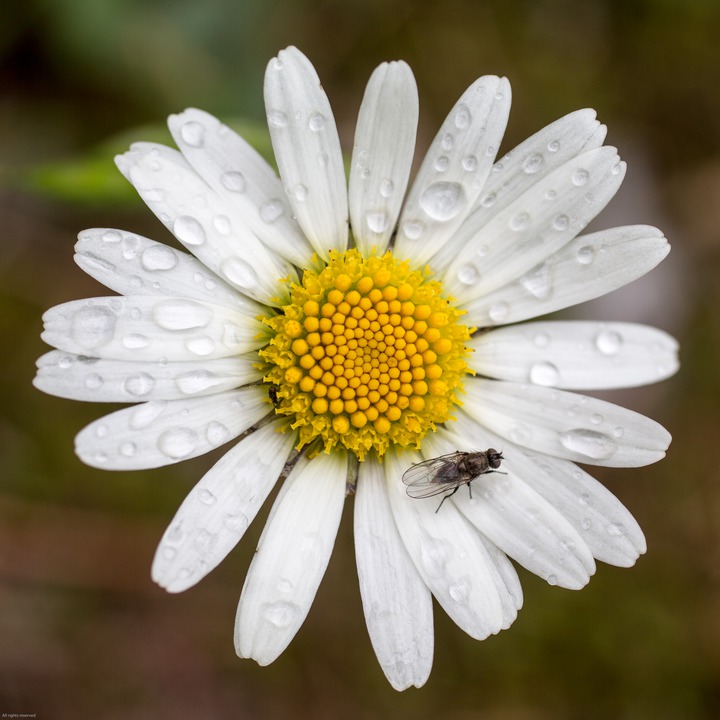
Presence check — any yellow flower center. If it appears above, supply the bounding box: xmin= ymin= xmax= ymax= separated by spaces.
xmin=260 ymin=249 xmax=470 ymax=459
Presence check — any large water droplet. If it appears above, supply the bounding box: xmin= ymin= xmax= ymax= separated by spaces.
xmin=552 ymin=214 xmax=570 ymax=231
xmin=262 ymin=600 xmax=300 ymax=628
xmin=102 ymin=230 xmax=122 ymax=243
xmin=448 ymin=577 xmax=471 ymax=605
xmin=419 ymin=182 xmax=465 ymax=222
xmin=559 ymin=429 xmax=618 ymax=460
xmin=84 ymin=373 xmax=103 ymax=390
xmin=522 ymin=153 xmax=544 ymax=174
xmin=199 ymin=489 xmax=217 ymax=505
xmin=173 ymin=216 xmax=206 ymax=246
xmin=462 ymin=155 xmax=477 ymax=172
xmin=175 ymin=370 xmax=219 ymax=395
xmin=595 ymin=330 xmax=622 ymax=355
xmin=124 ymin=373 xmax=155 ymax=397
xmin=576 ymin=245 xmax=595 ymax=265
xmin=158 ymin=427 xmax=198 ymax=459
xmin=206 ymin=421 xmax=230 ymax=446
xmin=260 ymin=199 xmax=284 ymax=223
xmin=366 ymin=211 xmax=389 ymax=234
xmin=221 ymin=171 xmax=246 ymax=193
xmin=213 ymin=215 xmax=231 ymax=235
xmin=519 ymin=263 xmax=552 ymax=299
xmin=529 ymin=362 xmax=560 ymax=386
xmin=223 ymin=513 xmax=249 ymax=534
xmin=454 ymin=104 xmax=471 ymax=129
xmin=402 ymin=220 xmax=424 ymax=240
xmin=71 ymin=306 xmax=117 ymax=350
xmin=308 ymin=112 xmax=325 ymax=131
xmin=547 ymin=140 xmax=560 ymax=153
xmin=141 ymin=245 xmax=178 ymax=271
xmin=434 ymin=155 xmax=449 ymax=172
xmin=221 ymin=257 xmax=257 ymax=289
xmin=267 ymin=111 xmax=288 ymax=128
xmin=119 ymin=441 xmax=137 ymax=457
xmin=509 ymin=212 xmax=530 ymax=231
xmin=180 ymin=121 xmax=205 ymax=147
xmin=153 ymin=300 xmax=212 ymax=331
xmin=572 ymin=168 xmax=590 ymax=186
xmin=122 ymin=333 xmax=150 ymax=350
xmin=379 ymin=178 xmax=394 ymax=198
xmin=488 ymin=301 xmax=510 ymax=323
xmin=457 ymin=263 xmax=480 ymax=285
xmin=129 ymin=401 xmax=166 ymax=430
xmin=185 ymin=336 xmax=215 ymax=356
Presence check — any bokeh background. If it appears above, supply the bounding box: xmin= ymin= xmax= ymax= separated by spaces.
xmin=2 ymin=0 xmax=718 ymax=717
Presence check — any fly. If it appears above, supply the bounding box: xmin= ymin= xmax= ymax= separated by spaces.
xmin=268 ymin=385 xmax=281 ymax=407
xmin=402 ymin=448 xmax=504 ymax=512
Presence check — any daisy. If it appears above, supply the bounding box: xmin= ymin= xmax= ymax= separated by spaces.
xmin=35 ymin=46 xmax=678 ymax=690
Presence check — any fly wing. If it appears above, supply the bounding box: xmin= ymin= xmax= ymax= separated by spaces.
xmin=402 ymin=452 xmax=469 ymax=499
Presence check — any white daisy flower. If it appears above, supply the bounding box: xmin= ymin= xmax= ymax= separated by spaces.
xmin=35 ymin=46 xmax=678 ymax=690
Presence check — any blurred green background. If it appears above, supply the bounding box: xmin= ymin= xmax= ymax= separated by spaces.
xmin=2 ymin=0 xmax=718 ymax=717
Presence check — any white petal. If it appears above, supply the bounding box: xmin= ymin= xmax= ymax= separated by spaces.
xmin=461 ymin=225 xmax=670 ymax=327
xmin=462 ymin=378 xmax=671 ymax=467
xmin=264 ymin=46 xmax=347 ymax=259
xmin=349 ymin=61 xmax=418 ymax=256
xmin=468 ymin=321 xmax=679 ymax=389
xmin=152 ymin=419 xmax=296 ymax=592
xmin=385 ymin=450 xmax=510 ymax=640
xmin=477 ymin=535 xmax=523 ymax=615
xmin=511 ymin=449 xmax=646 ymax=566
xmin=34 ymin=350 xmax=262 ymax=402
xmin=235 ymin=451 xmax=347 ymax=665
xmin=74 ymin=386 xmax=269 ymax=470
xmin=429 ymin=108 xmax=605 ymax=272
xmin=74 ymin=228 xmax=264 ymax=314
xmin=423 ymin=426 xmax=595 ymax=590
xmin=41 ymin=296 xmax=264 ymax=361
xmin=116 ymin=142 xmax=295 ymax=305
xmin=395 ymin=76 xmax=511 ymax=265
xmin=444 ymin=146 xmax=625 ymax=304
xmin=167 ymin=108 xmax=314 ymax=267
xmin=354 ymin=458 xmax=433 ymax=690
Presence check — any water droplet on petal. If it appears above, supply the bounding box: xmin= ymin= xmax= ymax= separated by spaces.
xmin=519 ymin=263 xmax=552 ymax=299
xmin=199 ymin=489 xmax=217 ymax=505
xmin=206 ymin=421 xmax=230 ymax=446
xmin=434 ymin=155 xmax=449 ymax=172
xmin=576 ymin=245 xmax=595 ymax=265
xmin=547 ymin=574 xmax=558 ymax=586
xmin=124 ymin=373 xmax=155 ymax=397
xmin=102 ymin=230 xmax=122 ymax=243
xmin=454 ymin=104 xmax=471 ymax=129
xmin=522 ymin=153 xmax=544 ymax=174
xmin=402 ymin=220 xmax=425 ymax=240
xmin=366 ymin=211 xmax=389 ymax=234
xmin=448 ymin=577 xmax=470 ymax=605
xmin=595 ymin=330 xmax=623 ymax=355
xmin=462 ymin=155 xmax=477 ymax=172
xmin=379 ymin=178 xmax=394 ymax=198
xmin=262 ymin=600 xmax=300 ymax=628
xmin=84 ymin=373 xmax=103 ymax=389
xmin=559 ymin=429 xmax=618 ymax=460
xmin=552 ymin=214 xmax=569 ymax=231
xmin=529 ymin=362 xmax=560 ymax=386
xmin=221 ymin=257 xmax=257 ymax=289
xmin=534 ymin=332 xmax=550 ymax=348
xmin=213 ymin=215 xmax=231 ymax=235
xmin=260 ymin=199 xmax=284 ymax=223
xmin=509 ymin=212 xmax=530 ymax=231
xmin=308 ymin=112 xmax=325 ymax=131
xmin=572 ymin=168 xmax=590 ymax=186
xmin=141 ymin=245 xmax=178 ymax=271
xmin=267 ymin=111 xmax=288 ymax=128
xmin=180 ymin=121 xmax=205 ymax=147
xmin=221 ymin=171 xmax=246 ymax=193
xmin=71 ymin=306 xmax=117 ymax=350
xmin=441 ymin=133 xmax=453 ymax=151
xmin=175 ymin=370 xmax=218 ymax=395
xmin=158 ymin=428 xmax=198 ymax=459
xmin=223 ymin=513 xmax=249 ymax=534
xmin=419 ymin=182 xmax=465 ymax=222
xmin=185 ymin=336 xmax=215 ymax=356
xmin=153 ymin=300 xmax=212 ymax=331
xmin=488 ymin=301 xmax=510 ymax=323
xmin=480 ymin=192 xmax=496 ymax=208
xmin=547 ymin=140 xmax=560 ymax=153
xmin=129 ymin=401 xmax=166 ymax=430
xmin=119 ymin=441 xmax=137 ymax=457
xmin=293 ymin=184 xmax=308 ymax=202
xmin=606 ymin=523 xmax=626 ymax=537
xmin=173 ymin=216 xmax=206 ymax=246
xmin=162 ymin=546 xmax=177 ymax=561
xmin=122 ymin=333 xmax=150 ymax=350
xmin=457 ymin=263 xmax=480 ymax=285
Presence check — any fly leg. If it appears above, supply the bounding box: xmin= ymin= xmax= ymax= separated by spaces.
xmin=435 ymin=485 xmax=461 ymax=513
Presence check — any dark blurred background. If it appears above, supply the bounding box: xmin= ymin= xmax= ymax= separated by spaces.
xmin=1 ymin=0 xmax=718 ymax=718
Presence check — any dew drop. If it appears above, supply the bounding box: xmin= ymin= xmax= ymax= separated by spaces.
xmin=529 ymin=362 xmax=560 ymax=386
xmin=613 ymin=426 xmax=625 ymax=438
xmin=606 ymin=523 xmax=626 ymax=537
xmin=141 ymin=245 xmax=178 ymax=271
xmin=402 ymin=220 xmax=425 ymax=240
xmin=441 ymin=133 xmax=453 ymax=151
xmin=199 ymin=488 xmax=217 ymax=505
xmin=162 ymin=546 xmax=177 ymax=561
xmin=262 ymin=600 xmax=300 ymax=628
xmin=533 ymin=332 xmax=550 ymax=348
xmin=129 ymin=401 xmax=166 ymax=430
xmin=260 ymin=199 xmax=284 ymax=223
xmin=434 ymin=155 xmax=449 ymax=172
xmin=277 ymin=578 xmax=294 ymax=594
xmin=124 ymin=373 xmax=155 ymax=397
xmin=221 ymin=171 xmax=246 ymax=193
xmin=522 ymin=153 xmax=544 ymax=174
xmin=84 ymin=373 xmax=103 ymax=390
xmin=158 ymin=428 xmax=197 ymax=459
xmin=457 ymin=263 xmax=480 ymax=285
xmin=194 ymin=528 xmax=217 ymax=553
xmin=595 ymin=330 xmax=623 ymax=355
xmin=419 ymin=181 xmax=465 ymax=222
xmin=152 ymin=300 xmax=212 ymax=331
xmin=576 ymin=245 xmax=595 ymax=265
xmin=448 ymin=577 xmax=470 ymax=605
xmin=488 ymin=301 xmax=510 ymax=323
xmin=379 ymin=178 xmax=394 ymax=198
xmin=71 ymin=306 xmax=117 ymax=350
xmin=221 ymin=257 xmax=258 ymax=289
xmin=58 ymin=355 xmax=73 ymax=370
xmin=611 ymin=162 xmax=622 ymax=175
xmin=267 ymin=110 xmax=288 ymax=128
xmin=547 ymin=574 xmax=558 ymax=586
xmin=119 ymin=442 xmax=137 ymax=457
xmin=591 ymin=413 xmax=603 ymax=425
xmin=420 ymin=538 xmax=449 ymax=577
xmin=547 ymin=140 xmax=560 ymax=153
xmin=366 ymin=211 xmax=389 ymax=234
xmin=480 ymin=192 xmax=497 ymax=208
xmin=572 ymin=168 xmax=590 ymax=186
xmin=462 ymin=155 xmax=478 ymax=172
xmin=223 ymin=513 xmax=249 ymax=534
xmin=186 ymin=336 xmax=215 ymax=356
xmin=175 ymin=370 xmax=219 ymax=395
xmin=559 ymin=429 xmax=618 ymax=460
xmin=308 ymin=112 xmax=325 ymax=131
xmin=213 ymin=215 xmax=231 ymax=235
xmin=102 ymin=230 xmax=122 ymax=243
xmin=122 ymin=333 xmax=151 ymax=350
xmin=454 ymin=104 xmax=471 ymax=129
xmin=545 ymin=188 xmax=557 ymax=200
xmin=206 ymin=421 xmax=231 ymax=446
xmin=519 ymin=263 xmax=552 ymax=299
xmin=293 ymin=184 xmax=308 ymax=202
xmin=180 ymin=121 xmax=205 ymax=147
xmin=552 ymin=214 xmax=569 ymax=231
xmin=173 ymin=216 xmax=206 ymax=246
xmin=509 ymin=212 xmax=530 ymax=231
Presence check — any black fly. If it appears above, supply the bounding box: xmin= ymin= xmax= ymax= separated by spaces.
xmin=402 ymin=449 xmax=504 ymax=512
xmin=268 ymin=385 xmax=281 ymax=407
